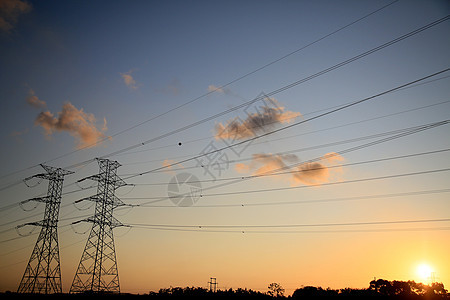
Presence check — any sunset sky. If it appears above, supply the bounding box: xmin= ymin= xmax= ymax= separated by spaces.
xmin=0 ymin=0 xmax=449 ymax=295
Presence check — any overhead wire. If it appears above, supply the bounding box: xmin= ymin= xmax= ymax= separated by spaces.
xmin=0 ymin=1 xmax=400 ymax=182
xmin=125 ymin=168 xmax=450 ymax=203
xmin=129 ymin=226 xmax=450 ymax=234
xmin=95 ymin=16 xmax=450 ymax=162
xmin=124 ymin=120 xmax=450 ymax=206
xmin=0 ymin=14 xmax=447 ymax=194
xmin=119 ymin=69 xmax=450 ymax=180
xmin=117 ymin=98 xmax=450 ymax=162
xmin=132 ymin=188 xmax=450 ymax=208
xmin=127 ymin=218 xmax=450 ymax=229
xmin=126 ymin=148 xmax=450 ymax=186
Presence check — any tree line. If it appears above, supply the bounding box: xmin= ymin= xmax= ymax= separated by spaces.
xmin=1 ymin=279 xmax=448 ymax=299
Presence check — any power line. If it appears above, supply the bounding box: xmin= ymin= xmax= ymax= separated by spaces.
xmin=131 ymin=188 xmax=450 ymax=208
xmin=132 ymin=227 xmax=450 ymax=234
xmin=117 ymin=99 xmax=450 ymax=163
xmin=0 ymin=15 xmax=447 ymax=192
xmin=0 ymin=1 xmax=399 ymax=182
xmin=119 ymin=119 xmax=449 ymax=207
xmin=97 ymin=17 xmax=450 ymax=162
xmin=119 ymin=69 xmax=450 ymax=181
xmin=127 ymin=148 xmax=450 ymax=186
xmin=40 ymin=119 xmax=450 ymax=215
xmin=127 ymin=218 xmax=450 ymax=229
xmin=124 ymin=168 xmax=450 ymax=203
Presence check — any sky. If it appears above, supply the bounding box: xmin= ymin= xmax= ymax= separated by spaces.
xmin=0 ymin=0 xmax=449 ymax=295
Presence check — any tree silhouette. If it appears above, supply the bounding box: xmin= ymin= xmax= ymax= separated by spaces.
xmin=267 ymin=283 xmax=285 ymax=297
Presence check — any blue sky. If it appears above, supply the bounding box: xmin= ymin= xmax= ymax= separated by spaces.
xmin=0 ymin=0 xmax=449 ymax=294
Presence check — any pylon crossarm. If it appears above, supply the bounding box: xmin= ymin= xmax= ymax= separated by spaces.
xmin=21 ymin=196 xmax=49 ymax=205
xmin=74 ymin=195 xmax=101 ymax=204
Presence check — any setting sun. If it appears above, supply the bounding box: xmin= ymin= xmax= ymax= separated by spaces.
xmin=416 ymin=264 xmax=433 ymax=282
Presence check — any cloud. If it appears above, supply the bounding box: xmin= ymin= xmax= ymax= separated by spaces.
xmin=34 ymin=102 xmax=108 ymax=149
xmin=292 ymin=152 xmax=344 ymax=185
xmin=162 ymin=159 xmax=184 ymax=174
xmin=215 ymin=99 xmax=301 ymax=140
xmin=208 ymin=84 xmax=231 ymax=95
xmin=0 ymin=0 xmax=31 ymax=33
xmin=121 ymin=70 xmax=138 ymax=90
xmin=26 ymin=89 xmax=46 ymax=108
xmin=235 ymin=152 xmax=344 ymax=186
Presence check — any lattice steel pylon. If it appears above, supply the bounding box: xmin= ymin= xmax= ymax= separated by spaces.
xmin=17 ymin=164 xmax=74 ymax=294
xmin=70 ymin=158 xmax=129 ymax=294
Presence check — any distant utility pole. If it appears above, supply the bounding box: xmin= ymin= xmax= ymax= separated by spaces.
xmin=17 ymin=165 xmax=73 ymax=294
xmin=70 ymin=158 xmax=129 ymax=293
xmin=209 ymin=277 xmax=217 ymax=293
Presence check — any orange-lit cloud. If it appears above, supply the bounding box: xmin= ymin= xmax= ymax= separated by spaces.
xmin=26 ymin=89 xmax=46 ymax=108
xmin=208 ymin=84 xmax=230 ymax=95
xmin=34 ymin=102 xmax=108 ymax=149
xmin=215 ymin=99 xmax=301 ymax=140
xmin=236 ymin=152 xmax=344 ymax=186
xmin=0 ymin=0 xmax=31 ymax=33
xmin=162 ymin=159 xmax=184 ymax=174
xmin=293 ymin=152 xmax=344 ymax=185
xmin=121 ymin=70 xmax=138 ymax=90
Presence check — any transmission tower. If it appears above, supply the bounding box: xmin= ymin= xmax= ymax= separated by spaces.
xmin=209 ymin=277 xmax=217 ymax=293
xmin=17 ymin=164 xmax=73 ymax=294
xmin=70 ymin=158 xmax=129 ymax=293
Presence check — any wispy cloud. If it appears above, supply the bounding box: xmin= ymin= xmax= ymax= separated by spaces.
xmin=208 ymin=84 xmax=231 ymax=95
xmin=0 ymin=0 xmax=31 ymax=33
xmin=34 ymin=102 xmax=108 ymax=149
xmin=121 ymin=70 xmax=138 ymax=90
xmin=215 ymin=99 xmax=301 ymax=140
xmin=26 ymin=89 xmax=46 ymax=108
xmin=235 ymin=152 xmax=344 ymax=186
xmin=162 ymin=159 xmax=184 ymax=174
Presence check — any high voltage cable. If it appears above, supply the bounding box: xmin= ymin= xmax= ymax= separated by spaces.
xmin=117 ymin=99 xmax=450 ymax=163
xmin=120 ymin=126 xmax=450 ymax=175
xmin=127 ymin=218 xmax=450 ymax=229
xmin=1 ymin=98 xmax=445 ymax=212
xmin=121 ymin=119 xmax=449 ymax=207
xmin=2 ymin=147 xmax=447 ymax=228
xmin=33 ymin=2 xmax=406 ymax=168
xmin=0 ymin=1 xmax=399 ymax=181
xmin=2 ymin=118 xmax=445 ymax=223
xmin=124 ymin=168 xmax=450 ymax=203
xmin=95 ymin=17 xmax=450 ymax=162
xmin=126 ymin=148 xmax=450 ymax=186
xmin=0 ymin=15 xmax=447 ymax=191
xmin=119 ymin=69 xmax=450 ymax=180
xmin=129 ymin=226 xmax=450 ymax=234
xmin=131 ymin=188 xmax=450 ymax=208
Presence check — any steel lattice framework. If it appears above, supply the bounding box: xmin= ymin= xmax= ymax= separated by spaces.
xmin=70 ymin=158 xmax=128 ymax=294
xmin=17 ymin=164 xmax=73 ymax=294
